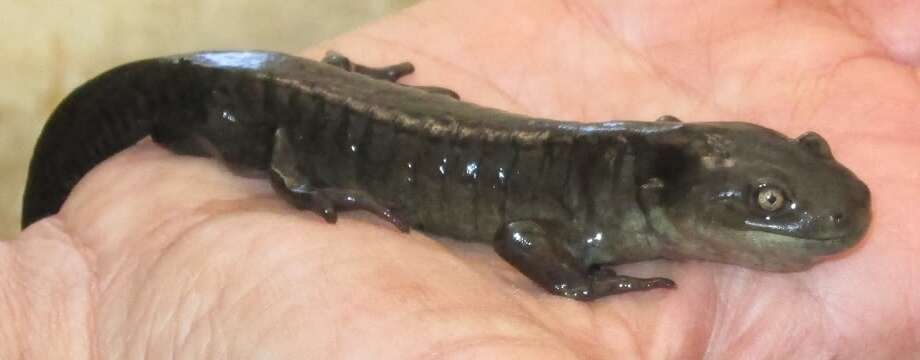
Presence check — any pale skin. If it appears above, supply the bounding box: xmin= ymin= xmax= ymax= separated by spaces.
xmin=3 ymin=0 xmax=920 ymax=358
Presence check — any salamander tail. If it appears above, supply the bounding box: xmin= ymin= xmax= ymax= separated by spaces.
xmin=21 ymin=60 xmax=165 ymax=229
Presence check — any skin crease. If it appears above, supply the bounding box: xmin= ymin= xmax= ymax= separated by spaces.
xmin=2 ymin=0 xmax=920 ymax=358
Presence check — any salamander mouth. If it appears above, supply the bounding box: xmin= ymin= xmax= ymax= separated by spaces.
xmin=759 ymin=228 xmax=866 ymax=258
xmin=764 ymin=211 xmax=869 ymax=254
xmin=743 ymin=207 xmax=870 ymax=253
xmin=664 ymin=223 xmax=863 ymax=272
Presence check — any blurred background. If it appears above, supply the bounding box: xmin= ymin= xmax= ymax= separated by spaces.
xmin=0 ymin=0 xmax=420 ymax=238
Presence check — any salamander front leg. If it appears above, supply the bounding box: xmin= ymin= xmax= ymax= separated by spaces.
xmin=322 ymin=50 xmax=460 ymax=99
xmin=270 ymin=127 xmax=409 ymax=232
xmin=494 ymin=220 xmax=674 ymax=301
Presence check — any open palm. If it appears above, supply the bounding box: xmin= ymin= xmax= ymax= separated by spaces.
xmin=6 ymin=0 xmax=919 ymax=358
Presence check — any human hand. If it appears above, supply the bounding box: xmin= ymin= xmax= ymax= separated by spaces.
xmin=4 ymin=0 xmax=919 ymax=357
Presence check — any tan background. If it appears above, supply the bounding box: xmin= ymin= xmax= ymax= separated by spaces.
xmin=0 ymin=0 xmax=419 ymax=238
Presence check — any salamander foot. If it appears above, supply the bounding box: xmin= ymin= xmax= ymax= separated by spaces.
xmin=302 ymin=188 xmax=409 ymax=232
xmin=322 ymin=50 xmax=460 ymax=99
xmin=494 ymin=220 xmax=675 ymax=301
xmin=270 ymin=127 xmax=409 ymax=232
xmin=322 ymin=50 xmax=414 ymax=82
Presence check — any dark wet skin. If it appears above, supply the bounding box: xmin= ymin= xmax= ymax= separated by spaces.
xmin=22 ymin=51 xmax=871 ymax=300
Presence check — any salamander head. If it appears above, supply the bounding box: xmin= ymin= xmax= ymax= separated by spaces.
xmin=643 ymin=122 xmax=870 ymax=271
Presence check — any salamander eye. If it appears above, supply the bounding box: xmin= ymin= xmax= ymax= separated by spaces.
xmin=756 ymin=186 xmax=785 ymax=212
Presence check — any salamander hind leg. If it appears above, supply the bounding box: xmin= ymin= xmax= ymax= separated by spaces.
xmin=409 ymin=86 xmax=460 ymax=100
xmin=322 ymin=50 xmax=414 ymax=82
xmin=322 ymin=50 xmax=460 ymax=99
xmin=270 ymin=127 xmax=409 ymax=232
xmin=494 ymin=220 xmax=674 ymax=301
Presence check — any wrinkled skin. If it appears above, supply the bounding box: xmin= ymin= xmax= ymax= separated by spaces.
xmin=3 ymin=0 xmax=920 ymax=358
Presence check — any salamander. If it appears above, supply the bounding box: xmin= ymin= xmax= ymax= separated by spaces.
xmin=21 ymin=51 xmax=871 ymax=300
